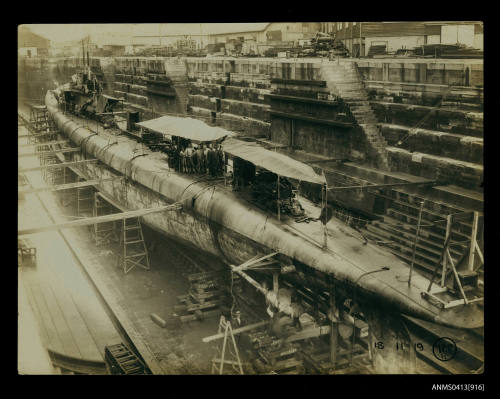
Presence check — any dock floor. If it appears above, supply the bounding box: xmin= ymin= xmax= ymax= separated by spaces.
xmin=19 ymin=124 xmax=122 ymax=371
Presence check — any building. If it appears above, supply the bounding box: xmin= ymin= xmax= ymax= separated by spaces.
xmin=18 ymin=25 xmax=50 ymax=58
xmin=131 ymin=23 xmax=322 ymax=56
xmin=206 ymin=22 xmax=321 ymax=55
xmin=132 ymin=24 xmax=209 ymax=51
xmin=320 ymin=21 xmax=483 ymax=57
xmin=207 ymin=23 xmax=320 ymax=44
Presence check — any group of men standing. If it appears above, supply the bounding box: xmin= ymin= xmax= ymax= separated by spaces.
xmin=167 ymin=141 xmax=225 ymax=177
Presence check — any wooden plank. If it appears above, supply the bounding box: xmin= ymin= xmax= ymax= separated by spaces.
xmin=180 ymin=308 xmax=220 ymax=323
xmin=25 ymin=279 xmax=66 ymax=354
xmin=212 ymin=358 xmax=248 ymax=366
xmin=475 ymin=242 xmax=484 ymax=265
xmin=36 ymin=279 xmax=83 ymax=359
xmin=468 ymin=212 xmax=479 ymax=271
xmin=303 ymin=158 xmax=348 ymax=164
xmin=19 ymin=148 xmax=81 ymax=158
xmin=18 ymin=178 xmax=119 ymax=194
xmin=327 ymin=180 xmax=436 ymax=191
xmin=202 ymin=321 xmax=268 ymax=343
xmin=446 ymin=250 xmax=468 ymax=304
xmin=233 ymin=252 xmax=279 ymax=271
xmin=18 ymin=159 xmax=98 ymax=173
xmin=19 ymin=203 xmax=182 ymax=236
xmin=285 ymin=325 xmax=331 ymax=343
xmin=184 ymin=298 xmax=225 ymax=313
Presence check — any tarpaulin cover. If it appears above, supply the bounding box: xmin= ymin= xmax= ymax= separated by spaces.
xmin=136 ymin=115 xmax=233 ymax=142
xmin=222 ymin=138 xmax=326 ymax=185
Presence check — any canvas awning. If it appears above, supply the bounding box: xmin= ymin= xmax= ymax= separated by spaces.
xmin=222 ymin=138 xmax=326 ymax=185
xmin=136 ymin=116 xmax=233 ymax=142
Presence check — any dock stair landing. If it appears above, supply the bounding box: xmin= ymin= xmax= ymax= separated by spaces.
xmin=320 ymin=62 xmax=389 ymax=170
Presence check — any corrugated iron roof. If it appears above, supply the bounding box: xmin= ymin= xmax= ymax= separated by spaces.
xmin=222 ymin=138 xmax=325 ymax=185
xmin=136 ymin=116 xmax=233 ymax=142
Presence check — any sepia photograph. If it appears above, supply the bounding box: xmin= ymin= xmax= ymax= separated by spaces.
xmin=18 ymin=21 xmax=484 ymax=377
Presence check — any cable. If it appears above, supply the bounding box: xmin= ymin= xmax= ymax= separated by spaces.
xmin=395 ymin=86 xmax=454 ymax=147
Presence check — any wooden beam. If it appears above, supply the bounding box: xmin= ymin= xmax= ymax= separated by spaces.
xmin=18 ymin=203 xmax=182 ymax=236
xmin=18 ymin=159 xmax=98 ymax=173
xmin=19 ymin=148 xmax=81 ymax=158
xmin=231 ymin=267 xmax=267 ymax=296
xmin=468 ymin=211 xmax=479 ymax=271
xmin=233 ymin=252 xmax=279 ymax=271
xmin=18 ymin=178 xmax=119 ymax=194
xmin=303 ymin=158 xmax=349 ymax=164
xmin=285 ymin=325 xmax=331 ymax=343
xmin=19 ymin=140 xmax=69 ymax=148
xmin=95 ymin=111 xmax=128 ymax=115
xmin=202 ymin=321 xmax=268 ymax=343
xmin=18 ymin=132 xmax=58 ymax=139
xmin=474 ymin=241 xmax=484 ymax=266
xmin=327 ymin=180 xmax=436 ymax=191
xmin=446 ymin=250 xmax=469 ymax=304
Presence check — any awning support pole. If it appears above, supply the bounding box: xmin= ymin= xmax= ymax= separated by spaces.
xmin=323 ymin=182 xmax=328 ymax=249
xmin=277 ymin=174 xmax=280 ymax=221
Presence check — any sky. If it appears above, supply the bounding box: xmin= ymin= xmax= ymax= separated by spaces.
xmin=24 ymin=23 xmax=272 ymax=45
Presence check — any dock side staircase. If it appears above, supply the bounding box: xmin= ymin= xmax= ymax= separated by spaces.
xmin=320 ymin=61 xmax=389 ymax=170
xmin=362 ymin=187 xmax=483 ymax=308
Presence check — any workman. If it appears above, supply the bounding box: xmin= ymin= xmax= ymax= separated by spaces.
xmin=179 ymin=147 xmax=186 ymax=173
xmin=185 ymin=143 xmax=194 ymax=173
xmin=196 ymin=144 xmax=205 ymax=174
xmin=171 ymin=144 xmax=179 ymax=171
xmin=203 ymin=144 xmax=210 ymax=174
xmin=207 ymin=144 xmax=217 ymax=177
xmin=216 ymin=144 xmax=224 ymax=176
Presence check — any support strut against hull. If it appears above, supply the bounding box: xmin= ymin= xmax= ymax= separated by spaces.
xmin=18 ymin=159 xmax=99 ymax=173
xmin=18 ymin=203 xmax=182 ymax=236
xmin=18 ymin=178 xmax=119 ymax=195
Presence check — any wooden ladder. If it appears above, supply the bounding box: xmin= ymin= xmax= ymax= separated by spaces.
xmin=211 ymin=315 xmax=244 ymax=375
xmin=117 ymin=216 xmax=150 ymax=274
xmin=104 ymin=344 xmax=147 ymax=375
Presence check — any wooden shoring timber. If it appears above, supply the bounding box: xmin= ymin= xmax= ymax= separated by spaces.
xmin=18 ymin=178 xmax=119 ymax=195
xmin=232 ymin=252 xmax=279 ymax=272
xmin=95 ymin=111 xmax=129 ymax=115
xmin=19 ymin=147 xmax=81 ymax=158
xmin=18 ymin=140 xmax=69 ymax=148
xmin=468 ymin=211 xmax=483 ymax=271
xmin=303 ymin=158 xmax=349 ymax=164
xmin=202 ymin=321 xmax=268 ymax=343
xmin=18 ymin=203 xmax=182 ymax=236
xmin=327 ymin=180 xmax=436 ymax=192
xmin=18 ymin=159 xmax=99 ymax=173
xmin=284 ymin=325 xmax=331 ymax=343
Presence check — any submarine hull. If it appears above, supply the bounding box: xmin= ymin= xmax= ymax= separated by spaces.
xmin=45 ymin=88 xmax=483 ymax=330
